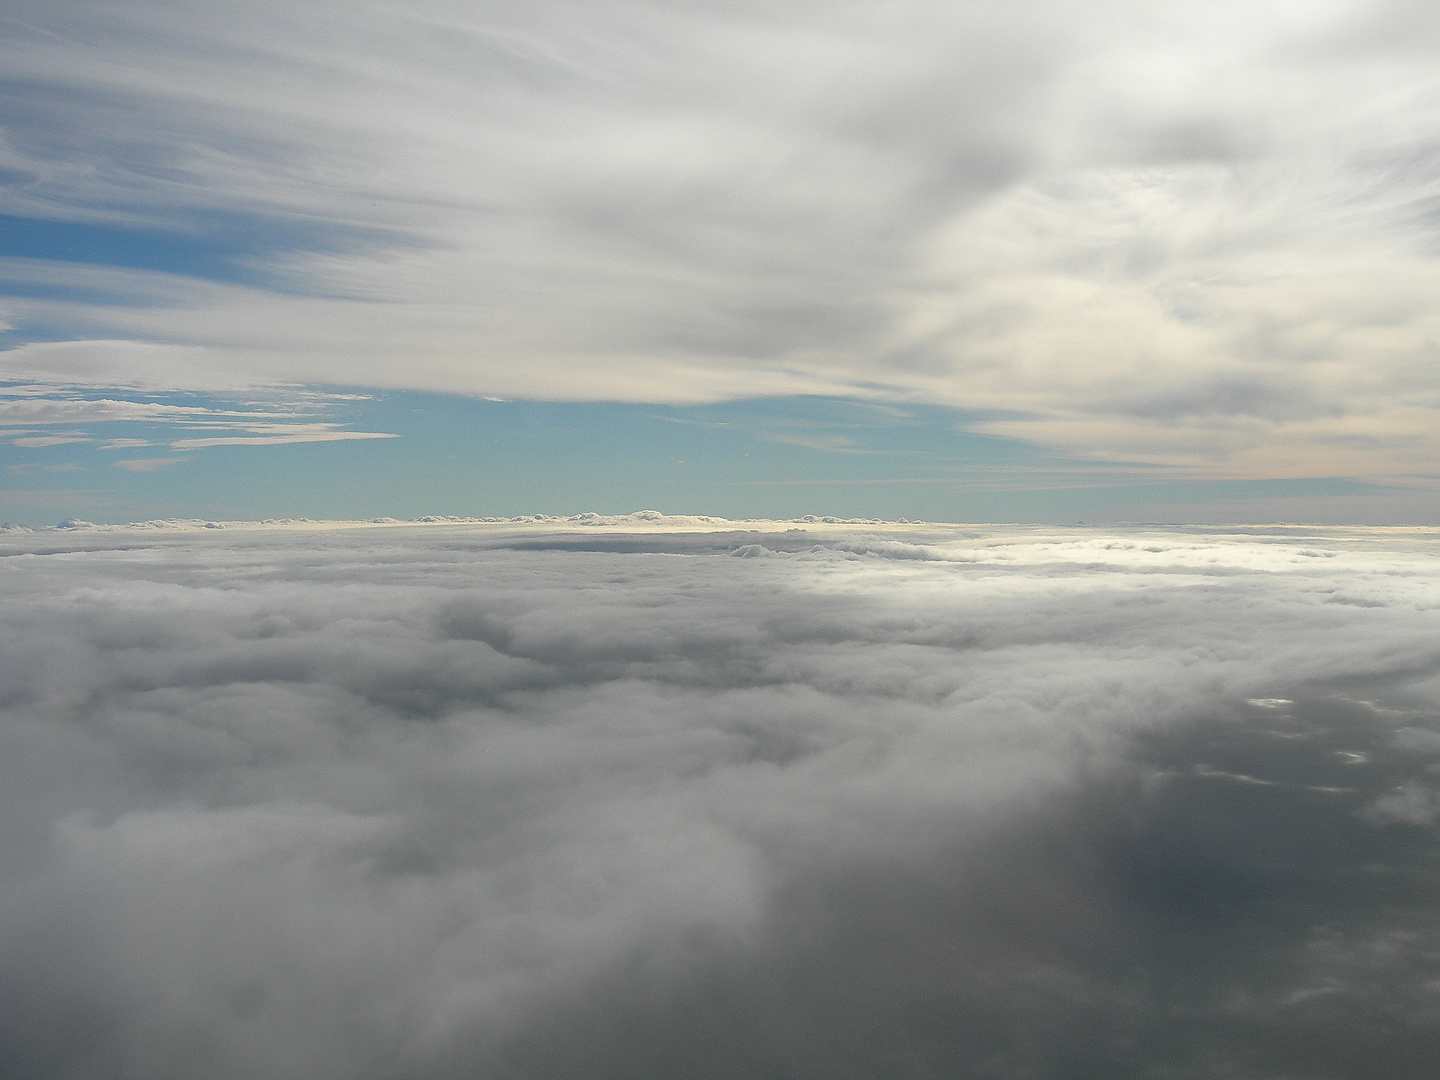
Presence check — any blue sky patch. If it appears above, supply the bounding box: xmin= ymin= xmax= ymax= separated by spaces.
xmin=0 ymin=211 xmax=407 ymax=291
xmin=0 ymin=388 xmax=1397 ymax=526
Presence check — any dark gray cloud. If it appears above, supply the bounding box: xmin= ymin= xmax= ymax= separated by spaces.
xmin=2 ymin=520 xmax=1440 ymax=1076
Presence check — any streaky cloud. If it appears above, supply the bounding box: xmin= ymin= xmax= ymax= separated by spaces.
xmin=2 ymin=3 xmax=1440 ymax=480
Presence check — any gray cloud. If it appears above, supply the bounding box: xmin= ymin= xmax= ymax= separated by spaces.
xmin=2 ymin=4 xmax=1440 ymax=477
xmin=2 ymin=520 xmax=1440 ymax=1076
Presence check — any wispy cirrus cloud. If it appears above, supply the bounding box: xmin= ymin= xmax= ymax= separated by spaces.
xmin=10 ymin=434 xmax=86 ymax=447
xmin=112 ymin=457 xmax=185 ymax=472
xmin=168 ymin=430 xmax=398 ymax=449
xmin=0 ymin=382 xmax=398 ymax=462
xmin=1 ymin=2 xmax=1439 ymax=484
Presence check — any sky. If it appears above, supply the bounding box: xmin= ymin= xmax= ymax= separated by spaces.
xmin=5 ymin=517 xmax=1440 ymax=1077
xmin=3 ymin=2 xmax=1440 ymax=523
xmin=11 ymin=9 xmax=1440 ymax=1074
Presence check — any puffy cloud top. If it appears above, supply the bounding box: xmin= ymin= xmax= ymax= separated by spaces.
xmin=3 ymin=519 xmax=1440 ymax=1076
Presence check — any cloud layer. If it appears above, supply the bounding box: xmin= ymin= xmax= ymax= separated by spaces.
xmin=3 ymin=519 xmax=1440 ymax=1076
xmin=2 ymin=3 xmax=1440 ymax=478
xmin=0 ymin=382 xmax=397 ymax=472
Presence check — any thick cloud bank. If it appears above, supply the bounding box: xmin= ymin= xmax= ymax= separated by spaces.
xmin=3 ymin=519 xmax=1440 ymax=1078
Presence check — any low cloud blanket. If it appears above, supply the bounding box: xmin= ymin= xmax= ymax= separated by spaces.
xmin=2 ymin=519 xmax=1440 ymax=1078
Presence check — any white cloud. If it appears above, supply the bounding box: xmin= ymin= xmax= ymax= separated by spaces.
xmin=6 ymin=461 xmax=84 ymax=475
xmin=113 ymin=457 xmax=184 ymax=472
xmin=0 ymin=394 xmax=227 ymax=426
xmin=0 ymin=386 xmax=397 ymax=453
xmin=2 ymin=520 xmax=1440 ymax=1075
xmin=1364 ymin=782 xmax=1440 ymax=825
xmin=1 ymin=3 xmax=1439 ymax=477
xmin=10 ymin=435 xmax=87 ymax=447
xmin=167 ymin=431 xmax=398 ymax=449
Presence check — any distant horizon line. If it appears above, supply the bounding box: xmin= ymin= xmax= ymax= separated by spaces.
xmin=5 ymin=512 xmax=1440 ymax=535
